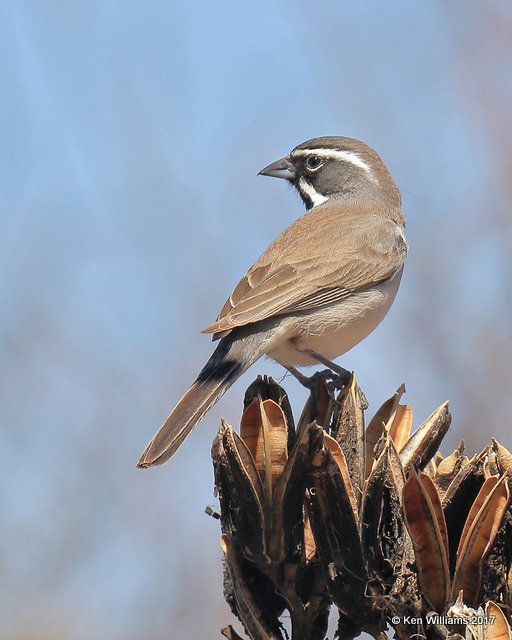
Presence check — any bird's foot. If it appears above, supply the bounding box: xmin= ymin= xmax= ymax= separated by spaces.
xmin=298 ymin=349 xmax=353 ymax=385
xmin=285 ymin=366 xmax=335 ymax=389
xmin=286 ymin=366 xmax=352 ymax=400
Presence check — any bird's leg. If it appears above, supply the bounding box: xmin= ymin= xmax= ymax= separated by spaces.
xmin=285 ymin=363 xmax=350 ymax=413
xmin=295 ymin=351 xmax=369 ymax=409
xmin=285 ymin=366 xmax=336 ymax=390
xmin=285 ymin=367 xmax=338 ymax=429
xmin=297 ymin=348 xmax=353 ymax=385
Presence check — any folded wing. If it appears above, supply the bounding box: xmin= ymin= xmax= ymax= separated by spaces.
xmin=202 ymin=203 xmax=407 ymax=338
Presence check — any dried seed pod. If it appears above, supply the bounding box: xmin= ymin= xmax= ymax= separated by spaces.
xmin=403 ymin=470 xmax=450 ymax=612
xmin=365 ymin=384 xmax=405 ymax=478
xmin=419 ymin=473 xmax=450 ymax=566
xmin=240 ymin=398 xmax=289 ymax=499
xmin=213 ymin=421 xmax=266 ymax=558
xmin=330 ymin=374 xmax=366 ymax=504
xmin=308 ymin=432 xmax=367 ymax=624
xmin=387 ymin=404 xmax=413 ymax=451
xmin=213 ymin=374 xmax=512 ymax=639
xmin=484 ymin=601 xmax=512 ymax=640
xmin=400 ymin=401 xmax=451 ymax=473
xmin=435 ymin=441 xmax=466 ymax=493
xmin=451 ymin=475 xmax=510 ymax=606
xmin=215 ymin=380 xmax=331 ymax=640
xmin=442 ymin=452 xmax=487 ymax=576
xmin=361 ymin=437 xmax=412 ymax=590
xmin=268 ymin=422 xmax=322 ymax=563
xmin=481 ymin=506 xmax=512 ymax=608
xmin=243 ymin=376 xmax=296 ymax=452
xmin=456 ymin=476 xmax=500 ymax=559
xmin=492 ymin=439 xmax=512 ymax=477
xmin=322 ymin=433 xmax=358 ymax=516
xmin=220 ymin=534 xmax=285 ymax=640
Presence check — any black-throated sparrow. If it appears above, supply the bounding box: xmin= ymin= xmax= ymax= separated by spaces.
xmin=138 ymin=136 xmax=407 ymax=467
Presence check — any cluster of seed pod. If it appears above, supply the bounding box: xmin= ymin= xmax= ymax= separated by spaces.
xmin=211 ymin=374 xmax=512 ymax=640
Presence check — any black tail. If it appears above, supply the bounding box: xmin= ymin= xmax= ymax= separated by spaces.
xmin=137 ymin=335 xmax=255 ymax=467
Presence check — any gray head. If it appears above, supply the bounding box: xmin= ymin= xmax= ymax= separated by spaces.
xmin=259 ymin=136 xmax=401 ymax=210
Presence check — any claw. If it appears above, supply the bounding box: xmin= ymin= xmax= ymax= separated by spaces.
xmin=286 ymin=366 xmax=352 ymax=402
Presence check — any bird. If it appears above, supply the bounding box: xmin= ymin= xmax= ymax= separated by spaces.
xmin=138 ymin=136 xmax=407 ymax=468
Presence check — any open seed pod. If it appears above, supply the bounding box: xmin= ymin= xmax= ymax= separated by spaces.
xmin=213 ymin=376 xmax=330 ymax=640
xmin=212 ymin=373 xmax=512 ymax=640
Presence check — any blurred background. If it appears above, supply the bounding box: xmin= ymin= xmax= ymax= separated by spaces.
xmin=1 ymin=1 xmax=511 ymax=638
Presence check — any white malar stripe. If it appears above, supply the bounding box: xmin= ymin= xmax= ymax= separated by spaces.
xmin=293 ymin=148 xmax=377 ymax=182
xmin=298 ymin=177 xmax=328 ymax=207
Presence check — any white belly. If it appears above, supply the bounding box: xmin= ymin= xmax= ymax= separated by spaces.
xmin=264 ymin=267 xmax=403 ymax=367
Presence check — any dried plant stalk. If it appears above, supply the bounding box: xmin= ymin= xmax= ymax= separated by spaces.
xmin=212 ymin=374 xmax=512 ymax=640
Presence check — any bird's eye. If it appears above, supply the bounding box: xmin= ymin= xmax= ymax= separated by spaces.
xmin=306 ymin=155 xmax=323 ymax=171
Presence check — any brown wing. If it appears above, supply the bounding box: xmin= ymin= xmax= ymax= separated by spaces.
xmin=202 ymin=202 xmax=406 ymax=338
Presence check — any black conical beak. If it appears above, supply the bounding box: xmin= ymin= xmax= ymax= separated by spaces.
xmin=258 ymin=155 xmax=296 ymax=180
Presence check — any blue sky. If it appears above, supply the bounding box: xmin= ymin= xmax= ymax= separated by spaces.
xmin=1 ymin=2 xmax=511 ymax=638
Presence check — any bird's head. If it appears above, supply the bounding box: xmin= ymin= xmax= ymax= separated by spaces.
xmin=258 ymin=136 xmax=400 ymax=210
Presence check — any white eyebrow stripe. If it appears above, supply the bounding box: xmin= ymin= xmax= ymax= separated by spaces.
xmin=293 ymin=148 xmax=377 ymax=182
xmin=298 ymin=177 xmax=328 ymax=207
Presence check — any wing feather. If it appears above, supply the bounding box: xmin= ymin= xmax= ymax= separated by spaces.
xmin=203 ymin=202 xmax=406 ymax=337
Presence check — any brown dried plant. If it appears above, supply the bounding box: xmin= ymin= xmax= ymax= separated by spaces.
xmin=212 ymin=374 xmax=512 ymax=640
